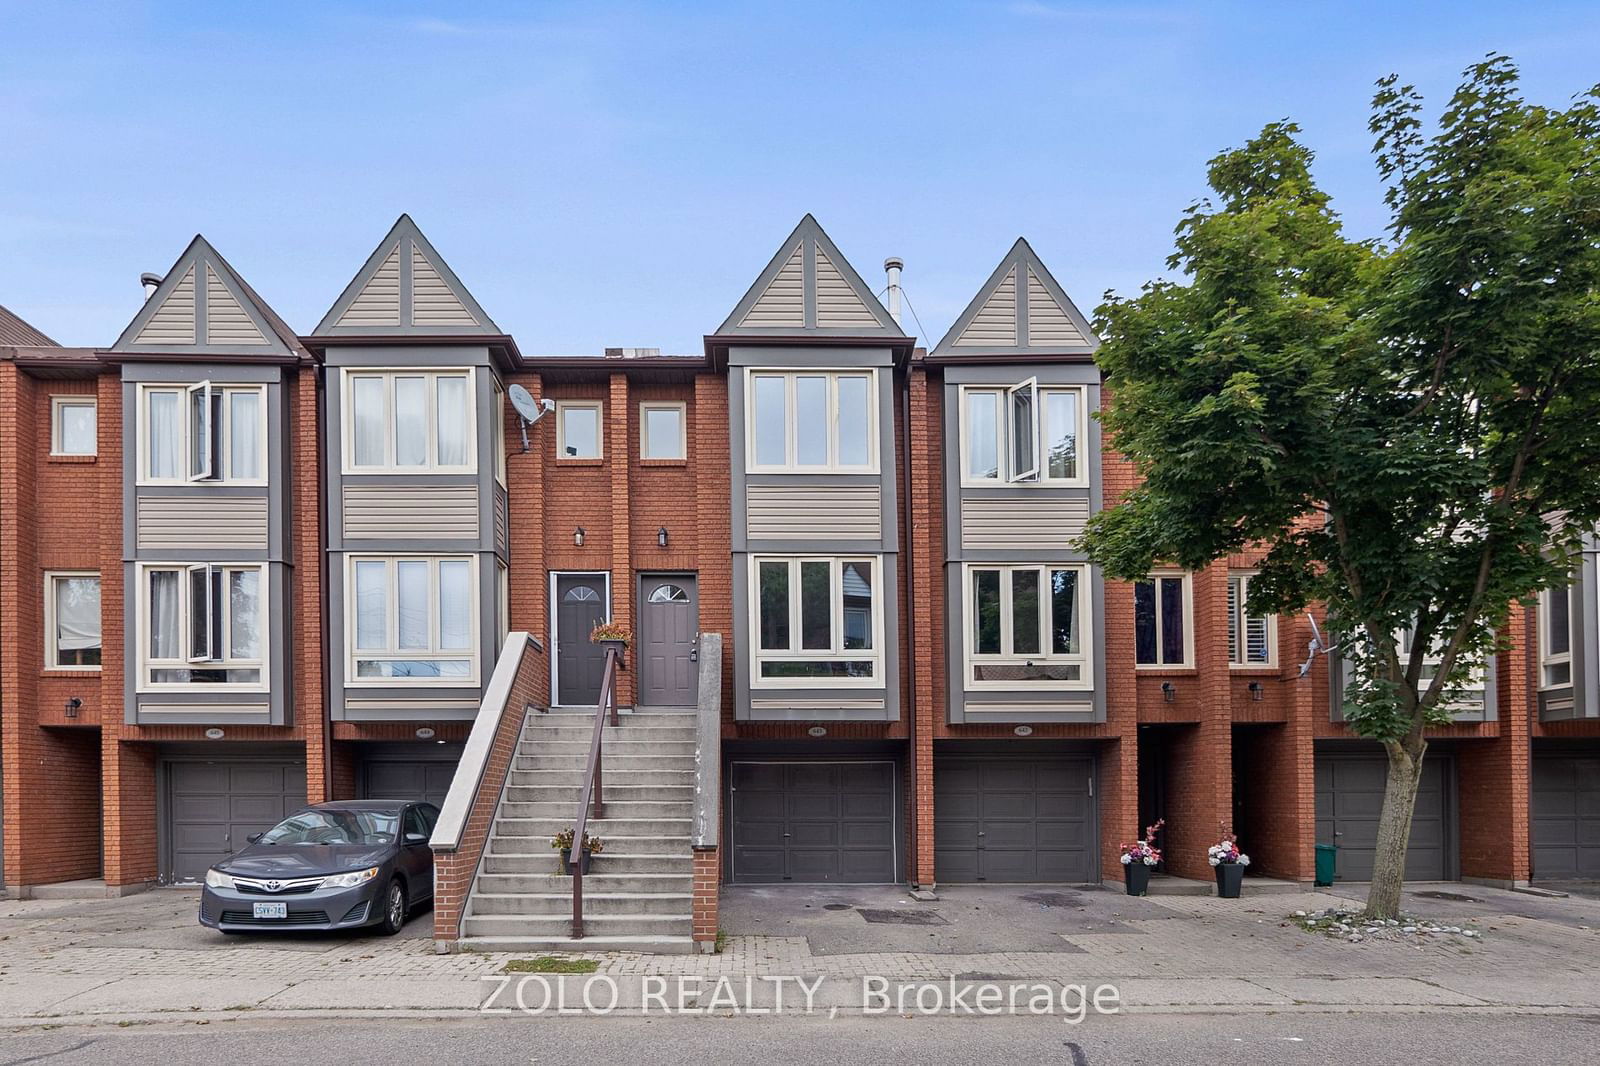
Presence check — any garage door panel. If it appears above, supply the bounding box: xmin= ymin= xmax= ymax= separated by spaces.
xmin=729 ymin=761 xmax=897 ymax=883
xmin=934 ymin=756 xmax=1095 ymax=884
xmin=1532 ymin=754 xmax=1600 ymax=879
xmin=1315 ymin=753 xmax=1448 ymax=882
xmin=172 ymin=763 xmax=228 ymax=792
xmin=228 ymin=764 xmax=290 ymax=792
xmin=1533 ymin=789 xmax=1576 ymax=818
xmin=165 ymin=759 xmax=306 ymax=884
xmin=229 ymin=794 xmax=290 ymax=822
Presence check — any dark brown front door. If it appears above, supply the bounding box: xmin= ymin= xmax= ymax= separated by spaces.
xmin=556 ymin=574 xmax=608 ymax=706
xmin=639 ymin=575 xmax=698 ymax=706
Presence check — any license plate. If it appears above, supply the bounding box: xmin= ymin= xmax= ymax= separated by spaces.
xmin=253 ymin=902 xmax=288 ymax=919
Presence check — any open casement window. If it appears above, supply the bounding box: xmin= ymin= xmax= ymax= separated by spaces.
xmin=1134 ymin=573 xmax=1191 ymax=667
xmin=143 ymin=564 xmax=264 ymax=688
xmin=350 ymin=555 xmax=478 ymax=684
xmin=1006 ymin=378 xmax=1039 ymax=483
xmin=747 ymin=370 xmax=875 ymax=473
xmin=1541 ymin=585 xmax=1574 ymax=688
xmin=1395 ymin=625 xmax=1488 ymax=714
xmin=143 ymin=383 xmax=264 ymax=483
xmin=186 ymin=382 xmax=213 ymax=481
xmin=753 ymin=555 xmax=880 ymax=685
xmin=1227 ymin=574 xmax=1276 ymax=667
xmin=965 ymin=564 xmax=1091 ymax=689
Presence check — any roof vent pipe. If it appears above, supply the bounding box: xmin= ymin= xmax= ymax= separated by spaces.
xmin=883 ymin=257 xmax=903 ymax=326
xmin=139 ymin=273 xmax=163 ymax=301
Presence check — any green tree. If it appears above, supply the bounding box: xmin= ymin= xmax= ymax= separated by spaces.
xmin=1080 ymin=56 xmax=1600 ymax=918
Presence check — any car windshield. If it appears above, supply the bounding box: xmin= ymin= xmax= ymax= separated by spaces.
xmin=258 ymin=810 xmax=399 ymax=846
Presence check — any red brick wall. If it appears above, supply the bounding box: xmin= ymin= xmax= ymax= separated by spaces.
xmin=692 ymin=845 xmax=719 ymax=946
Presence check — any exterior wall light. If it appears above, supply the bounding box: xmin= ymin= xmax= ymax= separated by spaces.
xmin=64 ymin=697 xmax=82 ymax=719
xmin=1248 ymin=681 xmax=1265 ymax=701
xmin=657 ymin=526 xmax=669 ymax=548
xmin=1161 ymin=681 xmax=1176 ymax=704
xmin=574 ymin=527 xmax=585 ymax=547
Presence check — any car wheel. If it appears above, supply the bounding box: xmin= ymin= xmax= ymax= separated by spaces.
xmin=378 ymin=878 xmax=407 ymax=936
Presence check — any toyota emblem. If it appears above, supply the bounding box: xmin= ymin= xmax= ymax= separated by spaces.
xmin=265 ymin=881 xmax=281 ymax=892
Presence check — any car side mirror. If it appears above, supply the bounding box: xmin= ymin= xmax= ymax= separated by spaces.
xmin=247 ymin=833 xmax=263 ymax=844
xmin=405 ymin=832 xmax=429 ymax=846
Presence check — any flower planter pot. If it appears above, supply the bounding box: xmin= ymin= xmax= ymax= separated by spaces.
xmin=558 ymin=848 xmax=593 ymax=876
xmin=596 ymin=639 xmax=628 ymax=668
xmin=1214 ymin=862 xmax=1245 ymax=898
xmin=1123 ymin=862 xmax=1152 ymax=896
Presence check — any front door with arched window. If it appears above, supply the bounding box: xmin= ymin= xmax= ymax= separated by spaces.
xmin=555 ymin=573 xmax=608 ymax=706
xmin=639 ymin=574 xmax=698 ymax=707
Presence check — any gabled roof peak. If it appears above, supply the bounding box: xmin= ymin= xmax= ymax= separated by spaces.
xmin=930 ymin=238 xmax=1098 ymax=359
xmin=314 ymin=214 xmax=501 ymax=337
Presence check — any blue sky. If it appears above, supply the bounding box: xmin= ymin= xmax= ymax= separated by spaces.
xmin=3 ymin=2 xmax=1597 ymax=353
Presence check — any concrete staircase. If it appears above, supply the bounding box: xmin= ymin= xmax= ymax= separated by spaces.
xmin=459 ymin=709 xmax=697 ymax=953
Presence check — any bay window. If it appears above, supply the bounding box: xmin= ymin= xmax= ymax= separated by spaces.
xmin=345 ymin=369 xmax=475 ymax=472
xmin=1396 ymin=625 xmax=1488 ymax=713
xmin=752 ymin=555 xmax=880 ymax=684
xmin=1135 ymin=572 xmax=1191 ymax=667
xmin=1541 ymin=585 xmax=1573 ymax=688
xmin=965 ymin=564 xmax=1090 ymax=688
xmin=141 ymin=382 xmax=265 ymax=483
xmin=1227 ymin=573 xmax=1276 ymax=667
xmin=960 ymin=381 xmax=1084 ymax=485
xmin=349 ymin=555 xmax=477 ymax=683
xmin=747 ymin=370 xmax=875 ymax=472
xmin=141 ymin=563 xmax=264 ymax=687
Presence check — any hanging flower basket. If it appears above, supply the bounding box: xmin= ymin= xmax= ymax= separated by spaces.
xmin=590 ymin=622 xmax=632 ymax=667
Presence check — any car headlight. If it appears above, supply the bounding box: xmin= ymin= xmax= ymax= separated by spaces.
xmin=321 ymin=866 xmax=380 ymax=889
xmin=204 ymin=868 xmax=236 ymax=889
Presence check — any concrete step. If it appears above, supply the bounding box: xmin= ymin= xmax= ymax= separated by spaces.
xmin=489 ymin=833 xmax=691 ymax=854
xmin=482 ymin=852 xmax=693 ymax=874
xmin=516 ymin=754 xmax=694 ymax=771
xmin=505 ymin=784 xmax=695 ymax=803
xmin=509 ymin=769 xmax=694 ymax=788
xmin=498 ymin=800 xmax=694 ymax=820
xmin=519 ymin=740 xmax=698 ymax=756
xmin=492 ymin=817 xmax=692 ymax=837
xmin=459 ymin=934 xmax=697 ymax=955
xmin=469 ymin=892 xmax=692 ymax=916
xmin=462 ymin=913 xmax=691 ymax=939
xmin=475 ymin=872 xmax=692 ymax=895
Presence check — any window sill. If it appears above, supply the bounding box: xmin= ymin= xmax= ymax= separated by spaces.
xmin=1135 ymin=665 xmax=1198 ymax=676
xmin=42 ymin=667 xmax=102 ymax=677
xmin=47 ymin=454 xmax=98 ymax=464
xmin=638 ymin=457 xmax=689 ymax=467
xmin=1229 ymin=665 xmax=1280 ymax=675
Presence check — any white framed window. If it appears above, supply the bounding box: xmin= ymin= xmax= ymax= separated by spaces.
xmin=640 ymin=401 xmax=686 ymax=460
xmin=751 ymin=555 xmax=881 ymax=686
xmin=138 ymin=563 xmax=266 ymax=689
xmin=45 ymin=572 xmax=101 ymax=670
xmin=960 ymin=382 xmax=1085 ymax=486
xmin=556 ymin=401 xmax=603 ymax=459
xmin=1227 ymin=573 xmax=1276 ymax=667
xmin=746 ymin=369 xmax=876 ymax=473
xmin=51 ymin=397 xmax=97 ymax=456
xmin=496 ymin=560 xmax=510 ymax=657
xmin=1540 ymin=585 xmax=1573 ymax=688
xmin=1134 ymin=572 xmax=1192 ymax=667
xmin=494 ymin=380 xmax=507 ymax=487
xmin=347 ymin=555 xmax=478 ymax=684
xmin=139 ymin=382 xmax=266 ymax=484
xmin=964 ymin=563 xmax=1091 ymax=689
xmin=343 ymin=368 xmax=475 ymax=473
xmin=1396 ymin=625 xmax=1488 ymax=713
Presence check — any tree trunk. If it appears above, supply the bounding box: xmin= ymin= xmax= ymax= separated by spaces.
xmin=1364 ymin=736 xmax=1427 ymax=919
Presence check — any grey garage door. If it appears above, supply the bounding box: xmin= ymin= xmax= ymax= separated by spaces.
xmin=1315 ymin=754 xmax=1450 ymax=881
xmin=164 ymin=760 xmax=306 ymax=883
xmin=362 ymin=759 xmax=461 ymax=809
xmin=934 ymin=756 xmax=1096 ymax=883
xmin=729 ymin=761 xmax=897 ymax=883
xmin=1532 ymin=753 xmax=1600 ymax=878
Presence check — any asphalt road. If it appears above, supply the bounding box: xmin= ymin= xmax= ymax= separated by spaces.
xmin=2 ymin=1012 xmax=1597 ymax=1065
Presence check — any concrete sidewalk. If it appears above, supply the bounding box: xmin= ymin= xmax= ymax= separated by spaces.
xmin=1 ymin=882 xmax=1597 ymax=1024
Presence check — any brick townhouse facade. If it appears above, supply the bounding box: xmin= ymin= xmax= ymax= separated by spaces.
xmin=2 ymin=214 xmax=1597 ymax=942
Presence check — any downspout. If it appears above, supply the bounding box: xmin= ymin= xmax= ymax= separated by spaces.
xmin=316 ymin=362 xmax=333 ymax=801
xmin=900 ymin=365 xmax=918 ymax=889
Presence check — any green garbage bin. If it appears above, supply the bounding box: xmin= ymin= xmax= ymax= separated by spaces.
xmin=1314 ymin=843 xmax=1338 ymax=886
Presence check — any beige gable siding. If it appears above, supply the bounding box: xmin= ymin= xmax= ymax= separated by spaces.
xmin=739 ymin=245 xmax=805 ymax=328
xmin=137 ymin=495 xmax=269 ymax=550
xmin=960 ymin=495 xmax=1090 ymax=550
xmin=814 ymin=246 xmax=881 ymax=328
xmin=746 ymin=484 xmax=882 ymax=540
xmin=1026 ymin=268 xmax=1087 ymax=347
xmin=411 ymin=245 xmax=479 ymax=326
xmin=953 ymin=268 xmax=1018 ymax=346
xmin=342 ymin=484 xmax=479 ymax=539
xmin=204 ymin=266 xmax=268 ymax=345
xmin=335 ymin=246 xmax=402 ymax=327
xmin=133 ymin=266 xmax=197 ymax=345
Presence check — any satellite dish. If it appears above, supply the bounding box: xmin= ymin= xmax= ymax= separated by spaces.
xmin=507 ymin=384 xmax=554 ymax=452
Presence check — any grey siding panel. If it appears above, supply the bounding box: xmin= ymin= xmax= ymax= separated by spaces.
xmin=813 ymin=246 xmax=881 ymax=329
xmin=953 ymin=268 xmax=1017 ymax=346
xmin=746 ymin=484 xmax=881 ymax=540
xmin=342 ymin=484 xmax=479 ymax=539
xmin=137 ymin=495 xmax=269 ymax=550
xmin=411 ymin=244 xmax=479 ymax=326
xmin=960 ymin=495 xmax=1089 ymax=551
xmin=134 ymin=266 xmax=196 ymax=345
xmin=335 ymin=246 xmax=402 ymax=327
xmin=204 ymin=266 xmax=267 ymax=345
xmin=738 ymin=246 xmax=805 ymax=328
xmin=1026 ymin=268 xmax=1088 ymax=347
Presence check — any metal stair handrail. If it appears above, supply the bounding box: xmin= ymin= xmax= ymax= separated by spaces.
xmin=570 ymin=645 xmax=620 ymax=938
